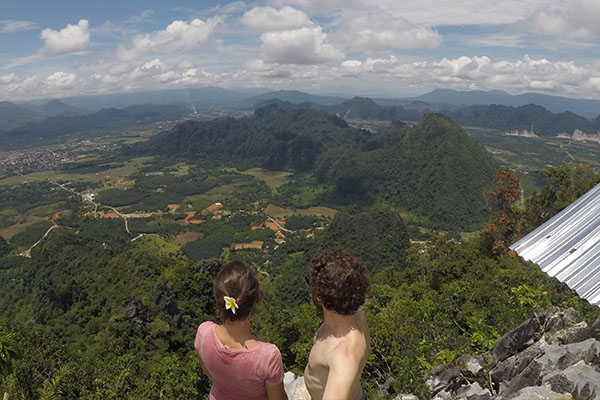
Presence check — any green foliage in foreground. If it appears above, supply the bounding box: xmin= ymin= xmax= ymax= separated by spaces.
xmin=254 ymin=234 xmax=598 ymax=397
xmin=0 ymin=166 xmax=598 ymax=399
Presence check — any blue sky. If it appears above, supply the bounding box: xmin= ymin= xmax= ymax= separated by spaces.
xmin=2 ymin=0 xmax=600 ymax=100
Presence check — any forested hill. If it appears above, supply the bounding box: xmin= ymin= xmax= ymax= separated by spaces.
xmin=1 ymin=104 xmax=189 ymax=147
xmin=261 ymin=96 xmax=600 ymax=136
xmin=133 ymin=107 xmax=498 ymax=230
xmin=361 ymin=113 xmax=498 ymax=230
xmin=450 ymin=104 xmax=600 ymax=135
xmin=131 ymin=105 xmax=363 ymax=171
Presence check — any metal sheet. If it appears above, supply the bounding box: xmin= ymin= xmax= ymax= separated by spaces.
xmin=510 ymin=183 xmax=600 ymax=305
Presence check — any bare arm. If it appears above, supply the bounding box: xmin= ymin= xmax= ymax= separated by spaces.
xmin=266 ymin=381 xmax=288 ymax=400
xmin=321 ymin=351 xmax=361 ymax=400
xmin=196 ymin=355 xmax=214 ymax=382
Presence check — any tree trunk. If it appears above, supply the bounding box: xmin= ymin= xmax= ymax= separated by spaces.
xmin=3 ymin=392 xmax=9 ymax=400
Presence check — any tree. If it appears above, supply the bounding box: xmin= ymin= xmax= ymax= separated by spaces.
xmin=0 ymin=331 xmax=21 ymax=377
xmin=480 ymin=169 xmax=523 ymax=255
xmin=490 ymin=169 xmax=521 ymax=213
xmin=0 ymin=329 xmax=22 ymax=400
xmin=519 ymin=164 xmax=600 ymax=236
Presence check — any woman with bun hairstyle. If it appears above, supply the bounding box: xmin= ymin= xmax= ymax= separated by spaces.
xmin=194 ymin=261 xmax=288 ymax=400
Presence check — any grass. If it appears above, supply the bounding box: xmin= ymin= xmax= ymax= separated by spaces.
xmin=183 ymin=182 xmax=242 ymax=210
xmin=132 ymin=234 xmax=181 ymax=258
xmin=242 ymin=168 xmax=292 ymax=190
xmin=172 ymin=231 xmax=203 ymax=246
xmin=265 ymin=204 xmax=293 ymax=218
xmin=27 ymin=203 xmax=60 ymax=218
xmin=0 ymin=216 xmax=45 ymax=239
xmin=167 ymin=163 xmax=193 ymax=177
xmin=460 ymin=230 xmax=481 ymax=241
xmin=295 ymin=207 xmax=337 ymax=218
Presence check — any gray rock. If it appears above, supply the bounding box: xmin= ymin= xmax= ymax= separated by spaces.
xmin=432 ymin=389 xmax=453 ymax=400
xmin=571 ymin=315 xmax=600 ymax=343
xmin=542 ymin=307 xmax=588 ymax=345
xmin=542 ymin=360 xmax=600 ymax=400
xmin=456 ymin=354 xmax=485 ymax=377
xmin=378 ymin=376 xmax=395 ymax=397
xmin=491 ymin=341 xmax=545 ymax=386
xmin=392 ymin=395 xmax=419 ymax=400
xmin=493 ymin=307 xmax=588 ymax=361
xmin=123 ymin=296 xmax=148 ymax=337
xmin=198 ymin=258 xmax=221 ymax=277
xmin=493 ymin=309 xmax=545 ymax=361
xmin=425 ymin=365 xmax=461 ymax=395
xmin=498 ymin=338 xmax=600 ymax=396
xmin=497 ymin=385 xmax=564 ymax=400
xmin=453 ymin=382 xmax=491 ymax=399
xmin=283 ymin=372 xmax=310 ymax=400
xmin=155 ymin=281 xmax=180 ymax=319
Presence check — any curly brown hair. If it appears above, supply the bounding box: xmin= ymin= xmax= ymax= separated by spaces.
xmin=308 ymin=248 xmax=370 ymax=315
xmin=213 ymin=261 xmax=261 ymax=322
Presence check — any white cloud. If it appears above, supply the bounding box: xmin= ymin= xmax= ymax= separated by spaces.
xmin=530 ymin=1 xmax=600 ymax=39
xmin=93 ymin=21 xmax=131 ymax=38
xmin=116 ymin=18 xmax=221 ymax=61
xmin=5 ymin=54 xmax=600 ymax=101
xmin=589 ymin=77 xmax=600 ymax=92
xmin=348 ymin=54 xmax=596 ymax=96
xmin=0 ymin=20 xmax=37 ymax=33
xmin=261 ymin=26 xmax=344 ymax=65
xmin=274 ymin=0 xmax=546 ymax=25
xmin=269 ymin=0 xmax=360 ymax=14
xmin=41 ymin=20 xmax=90 ymax=57
xmin=0 ymin=73 xmax=19 ymax=84
xmin=339 ymin=60 xmax=363 ymax=77
xmin=212 ymin=1 xmax=247 ymax=15
xmin=127 ymin=9 xmax=154 ymax=24
xmin=5 ymin=54 xmax=43 ymax=69
xmin=331 ymin=11 xmax=442 ymax=51
xmin=0 ymin=74 xmax=38 ymax=97
xmin=244 ymin=59 xmax=293 ymax=78
xmin=45 ymin=71 xmax=77 ymax=89
xmin=241 ymin=6 xmax=312 ymax=32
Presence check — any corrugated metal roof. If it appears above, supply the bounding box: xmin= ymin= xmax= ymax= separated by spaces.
xmin=510 ymin=183 xmax=600 ymax=305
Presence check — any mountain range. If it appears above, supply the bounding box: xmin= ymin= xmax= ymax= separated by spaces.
xmin=259 ymin=96 xmax=600 ymax=137
xmin=410 ymin=89 xmax=600 ymax=118
xmin=3 ymin=87 xmax=600 ymax=148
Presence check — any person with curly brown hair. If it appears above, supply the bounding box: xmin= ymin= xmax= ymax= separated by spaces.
xmin=194 ymin=261 xmax=288 ymax=400
xmin=304 ymin=248 xmax=371 ymax=400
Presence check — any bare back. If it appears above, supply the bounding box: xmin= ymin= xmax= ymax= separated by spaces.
xmin=304 ymin=310 xmax=370 ymax=400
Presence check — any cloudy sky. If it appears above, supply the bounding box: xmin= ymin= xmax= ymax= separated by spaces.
xmin=2 ymin=0 xmax=600 ymax=100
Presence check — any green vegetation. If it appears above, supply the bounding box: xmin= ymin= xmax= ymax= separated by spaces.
xmin=1 ymin=102 xmax=600 ymax=399
xmin=9 ymin=220 xmax=54 ymax=248
xmin=134 ymin=108 xmax=498 ymax=230
xmin=285 ymin=215 xmax=319 ymax=230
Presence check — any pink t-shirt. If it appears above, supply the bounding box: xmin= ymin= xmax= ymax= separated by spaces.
xmin=194 ymin=321 xmax=284 ymax=400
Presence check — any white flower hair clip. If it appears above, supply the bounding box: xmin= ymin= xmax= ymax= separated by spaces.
xmin=224 ymin=296 xmax=239 ymax=314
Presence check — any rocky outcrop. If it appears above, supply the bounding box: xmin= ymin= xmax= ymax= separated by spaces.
xmin=198 ymin=258 xmax=221 ymax=277
xmin=123 ymin=296 xmax=148 ymax=337
xmin=284 ymin=372 xmax=310 ymax=400
xmin=155 ymin=281 xmax=181 ymax=327
xmin=427 ymin=307 xmax=600 ymax=400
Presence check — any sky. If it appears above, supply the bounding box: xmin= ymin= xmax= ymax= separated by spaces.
xmin=2 ymin=0 xmax=600 ymax=100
